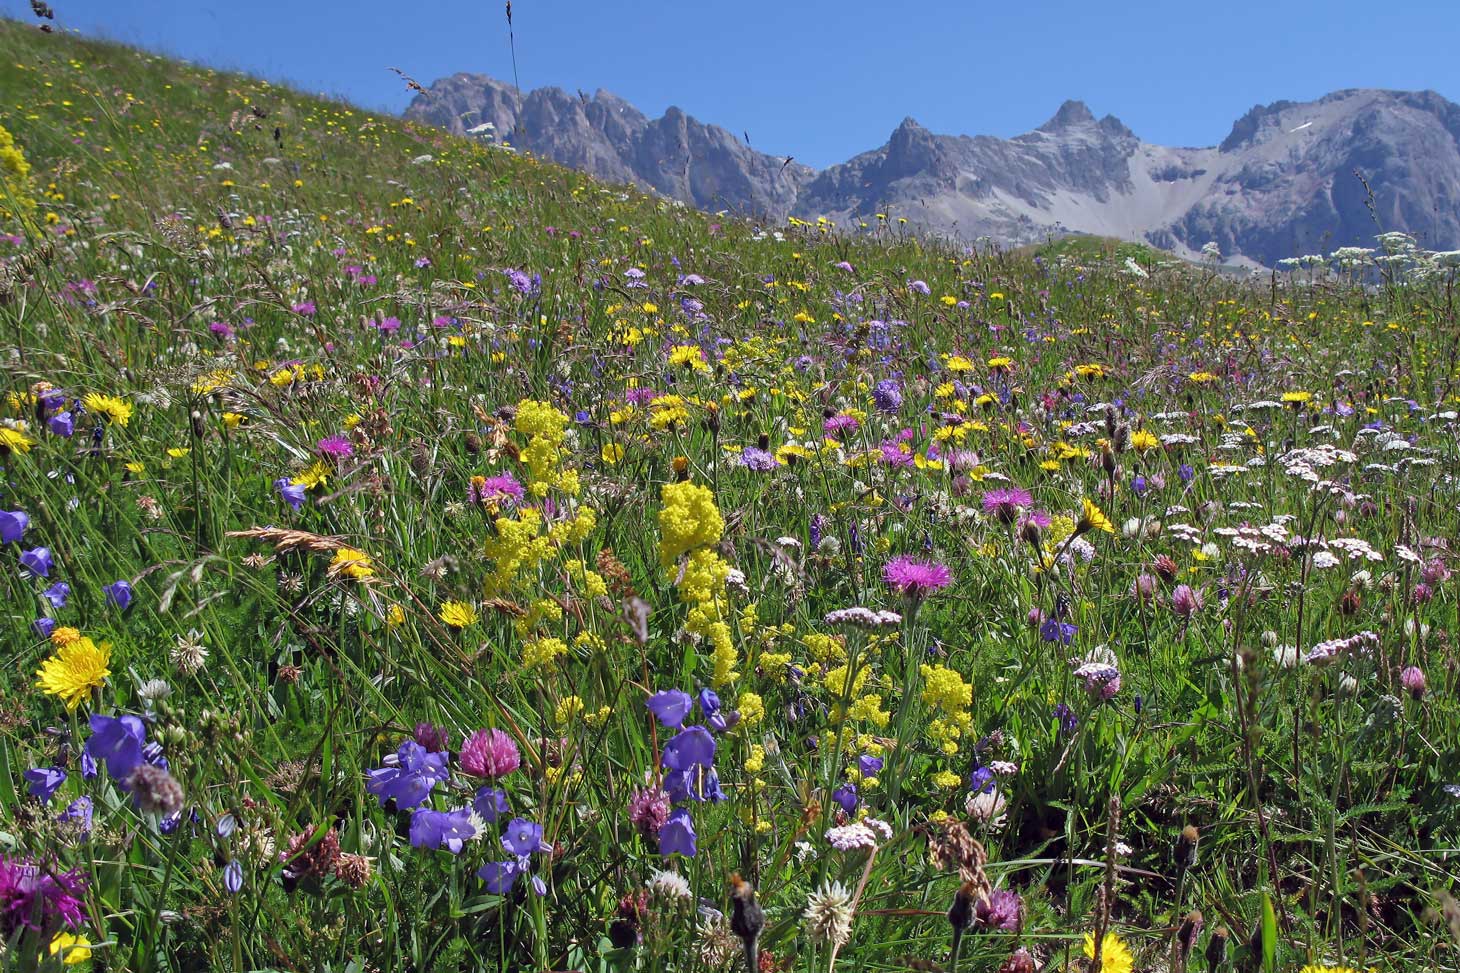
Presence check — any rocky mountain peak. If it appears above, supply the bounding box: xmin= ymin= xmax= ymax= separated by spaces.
xmin=1038 ymin=99 xmax=1097 ymax=132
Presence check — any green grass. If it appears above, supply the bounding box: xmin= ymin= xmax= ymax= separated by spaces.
xmin=1 ymin=17 xmax=1459 ymax=973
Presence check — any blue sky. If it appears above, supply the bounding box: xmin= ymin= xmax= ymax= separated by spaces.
xmin=14 ymin=0 xmax=1460 ymax=168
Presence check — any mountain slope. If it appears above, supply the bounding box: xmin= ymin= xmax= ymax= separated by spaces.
xmin=406 ymin=77 xmax=1460 ymax=266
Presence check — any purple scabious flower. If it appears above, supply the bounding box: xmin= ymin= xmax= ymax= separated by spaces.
xmin=882 ymin=556 xmax=952 ymax=599
xmin=503 ymin=269 xmax=540 ymax=296
xmin=365 ymin=740 xmax=449 ymax=809
xmin=872 ymin=379 xmax=903 ymax=413
xmin=823 ymin=414 xmax=859 ymax=437
xmin=645 ymin=689 xmax=694 ymax=728
xmin=0 ymin=510 xmax=28 ymax=543
xmin=982 ymin=487 xmax=1033 ymax=524
xmin=291 ymin=301 xmax=317 ymax=316
xmin=738 ymin=447 xmax=778 ymax=471
xmin=657 ymin=807 xmax=697 ymax=857
xmin=409 ymin=807 xmax=477 ymax=853
xmin=317 ymin=435 xmax=354 ymax=459
xmin=908 ymin=279 xmax=931 ymax=295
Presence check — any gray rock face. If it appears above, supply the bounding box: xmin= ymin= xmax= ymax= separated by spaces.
xmin=405 ymin=77 xmax=1460 ymax=266
xmin=404 ymin=74 xmax=812 ymax=217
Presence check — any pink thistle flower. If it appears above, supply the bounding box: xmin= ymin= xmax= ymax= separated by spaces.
xmin=882 ymin=556 xmax=952 ymax=599
xmin=317 ymin=435 xmax=354 ymax=459
xmin=460 ymin=728 xmax=521 ymax=779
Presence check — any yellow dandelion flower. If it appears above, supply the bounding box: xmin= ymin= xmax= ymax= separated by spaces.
xmin=50 ymin=626 xmax=82 ymax=647
xmin=82 ymin=392 xmax=133 ymax=426
xmin=0 ymin=425 xmax=37 ymax=453
xmin=1129 ymin=430 xmax=1160 ymax=452
xmin=48 ymin=932 xmax=93 ymax=966
xmin=330 ymin=547 xmax=374 ymax=580
xmin=1082 ymin=931 xmax=1134 ymax=973
xmin=438 ymin=600 xmax=478 ymax=629
xmin=36 ymin=636 xmax=112 ymax=711
xmin=1078 ymin=498 xmax=1115 ymax=535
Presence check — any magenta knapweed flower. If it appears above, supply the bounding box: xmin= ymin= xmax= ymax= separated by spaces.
xmin=982 ymin=487 xmax=1033 ymax=524
xmin=317 ymin=435 xmax=353 ymax=459
xmin=0 ymin=856 xmax=87 ymax=937
xmin=882 ymin=556 xmax=952 ymax=598
xmin=823 ymin=414 xmax=859 ymax=437
xmin=472 ymin=474 xmax=525 ymax=506
xmin=460 ymin=728 xmax=520 ymax=778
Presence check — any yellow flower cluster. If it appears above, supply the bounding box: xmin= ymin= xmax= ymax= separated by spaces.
xmin=484 ymin=508 xmax=554 ymax=593
xmin=514 ymin=399 xmax=579 ymax=497
xmin=658 ymin=481 xmax=738 ymax=686
xmin=523 ymin=636 xmax=569 ymax=669
xmin=920 ymin=663 xmax=973 ymax=755
xmin=0 ymin=123 xmax=36 ymax=219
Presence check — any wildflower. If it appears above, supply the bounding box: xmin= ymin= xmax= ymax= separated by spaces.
xmin=81 ymin=392 xmax=133 ymax=426
xmin=23 ymin=767 xmax=66 ymax=804
xmin=36 ymin=637 xmax=111 ymax=711
xmin=645 ymin=689 xmax=694 ymax=728
xmin=126 ymin=763 xmax=184 ymax=816
xmin=20 ymin=546 xmax=52 ymax=577
xmin=104 ymin=579 xmax=133 ymax=611
xmin=273 ymin=477 xmax=307 ymax=511
xmin=329 ymin=547 xmax=375 ymax=580
xmin=1083 ymin=931 xmax=1135 ymax=973
xmin=473 ymin=785 xmax=510 ymax=823
xmin=409 ymin=807 xmax=477 ymax=853
xmin=459 ymin=728 xmax=520 ymax=778
xmin=438 ymin=600 xmax=478 ymax=629
xmin=661 ymin=725 xmax=716 ymax=771
xmin=825 ymin=822 xmax=879 ymax=851
xmin=629 ymin=784 xmax=670 ymax=837
xmin=0 ymin=425 xmax=36 ymax=453
xmin=171 ymin=629 xmax=208 ymax=675
xmin=477 ymin=817 xmax=550 ymax=894
xmin=1077 ymin=498 xmax=1115 ymax=535
xmin=974 ymin=889 xmax=1024 ymax=931
xmin=316 ymin=434 xmax=353 ymax=459
xmin=85 ymin=713 xmax=146 ymax=780
xmin=1400 ymin=665 xmax=1426 ymax=700
xmin=0 ymin=509 xmax=27 ymax=543
xmin=223 ymin=860 xmax=244 ymax=894
xmin=804 ymin=880 xmax=854 ymax=947
xmin=365 ymin=740 xmax=449 ymax=809
xmin=48 ymin=931 xmax=93 ymax=965
xmin=1170 ymin=584 xmax=1203 ymax=618
xmin=882 ymin=555 xmax=952 ymax=598
xmin=0 ymin=856 xmax=88 ymax=938
xmin=658 ymin=807 xmax=698 ymax=857
xmin=983 ymin=486 xmax=1033 ymax=524
xmin=872 ymin=379 xmax=903 ymax=413
xmin=658 ymin=481 xmax=724 ymax=567
xmin=471 ymin=473 xmax=524 ymax=507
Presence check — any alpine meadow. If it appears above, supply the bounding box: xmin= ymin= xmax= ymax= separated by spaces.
xmin=5 ymin=15 xmax=1460 ymax=973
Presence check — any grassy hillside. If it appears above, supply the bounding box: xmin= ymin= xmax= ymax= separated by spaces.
xmin=2 ymin=17 xmax=1460 ymax=973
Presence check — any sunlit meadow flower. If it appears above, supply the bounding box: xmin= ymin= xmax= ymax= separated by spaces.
xmin=983 ymin=486 xmax=1032 ymax=524
xmin=882 ymin=556 xmax=952 ymax=598
xmin=35 ymin=637 xmax=111 ymax=711
xmin=0 ymin=424 xmax=37 ymax=453
xmin=1077 ymin=498 xmax=1115 ymax=535
xmin=0 ymin=856 xmax=88 ymax=938
xmin=171 ymin=629 xmax=208 ymax=675
xmin=329 ymin=547 xmax=375 ymax=580
xmin=81 ymin=392 xmax=132 ymax=426
xmin=48 ymin=931 xmax=93 ymax=965
xmin=460 ymin=728 xmax=520 ymax=778
xmin=1083 ymin=931 xmax=1134 ymax=973
xmin=803 ymin=880 xmax=854 ymax=947
xmin=317 ymin=434 xmax=353 ymax=459
xmin=438 ymin=600 xmax=478 ymax=629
